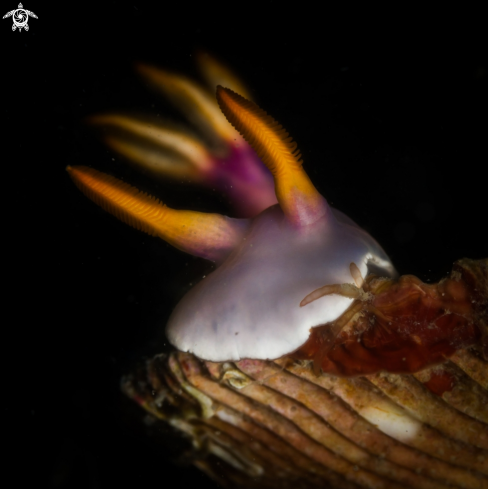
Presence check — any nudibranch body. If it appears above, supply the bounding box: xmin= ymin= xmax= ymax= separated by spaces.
xmin=70 ymin=58 xmax=488 ymax=489
xmin=69 ymin=84 xmax=395 ymax=365
xmin=167 ymin=202 xmax=395 ymax=361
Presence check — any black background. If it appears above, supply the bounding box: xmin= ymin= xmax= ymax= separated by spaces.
xmin=3 ymin=3 xmax=487 ymax=488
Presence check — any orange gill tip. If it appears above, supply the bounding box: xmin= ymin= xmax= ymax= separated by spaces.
xmin=88 ymin=114 xmax=213 ymax=177
xmin=101 ymin=136 xmax=202 ymax=181
xmin=215 ymin=86 xmax=329 ymax=227
xmin=135 ymin=63 xmax=240 ymax=142
xmin=66 ymin=165 xmax=249 ymax=263
xmin=195 ymin=51 xmax=253 ymax=100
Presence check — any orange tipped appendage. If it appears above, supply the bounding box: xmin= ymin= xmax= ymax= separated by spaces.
xmin=136 ymin=65 xmax=239 ymax=142
xmin=67 ymin=166 xmax=248 ymax=263
xmin=87 ymin=114 xmax=213 ymax=181
xmin=196 ymin=51 xmax=252 ymax=100
xmin=216 ymin=86 xmax=328 ymax=226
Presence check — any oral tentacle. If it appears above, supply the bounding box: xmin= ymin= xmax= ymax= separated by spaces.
xmin=300 ymin=283 xmax=365 ymax=307
xmin=350 ymin=262 xmax=365 ymax=288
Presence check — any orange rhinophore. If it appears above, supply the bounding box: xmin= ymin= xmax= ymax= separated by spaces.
xmin=216 ymin=86 xmax=328 ymax=226
xmin=67 ymin=165 xmax=248 ymax=263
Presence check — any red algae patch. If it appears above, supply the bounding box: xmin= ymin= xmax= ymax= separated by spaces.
xmin=292 ymin=259 xmax=486 ymax=376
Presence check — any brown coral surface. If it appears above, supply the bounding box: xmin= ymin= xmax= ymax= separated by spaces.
xmin=123 ymin=259 xmax=488 ymax=488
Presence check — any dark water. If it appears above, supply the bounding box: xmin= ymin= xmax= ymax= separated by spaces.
xmin=3 ymin=4 xmax=486 ymax=488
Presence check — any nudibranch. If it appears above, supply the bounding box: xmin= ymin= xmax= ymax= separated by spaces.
xmin=70 ymin=56 xmax=488 ymax=489
xmin=68 ymin=84 xmax=397 ymax=366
